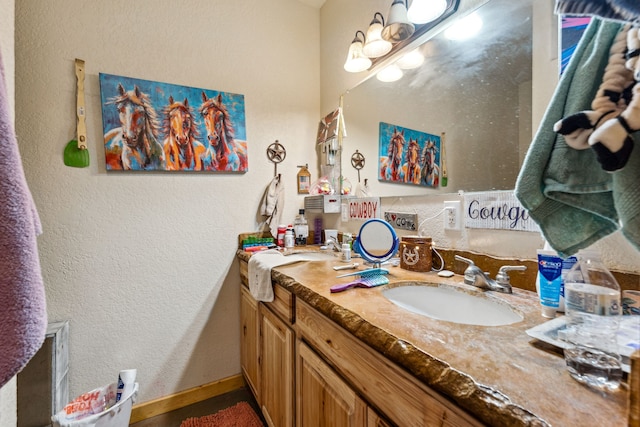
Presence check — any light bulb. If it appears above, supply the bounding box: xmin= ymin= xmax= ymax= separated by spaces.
xmin=396 ymin=49 xmax=425 ymax=69
xmin=407 ymin=0 xmax=448 ymax=24
xmin=363 ymin=14 xmax=393 ymax=58
xmin=377 ymin=64 xmax=403 ymax=82
xmin=444 ymin=12 xmax=483 ymax=40
xmin=344 ymin=32 xmax=372 ymax=73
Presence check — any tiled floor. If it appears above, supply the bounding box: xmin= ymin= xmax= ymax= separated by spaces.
xmin=129 ymin=387 xmax=263 ymax=427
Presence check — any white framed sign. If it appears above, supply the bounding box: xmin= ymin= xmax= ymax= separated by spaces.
xmin=347 ymin=197 xmax=381 ymax=221
xmin=464 ymin=191 xmax=539 ymax=232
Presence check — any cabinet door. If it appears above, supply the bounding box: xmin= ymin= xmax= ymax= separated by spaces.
xmin=261 ymin=305 xmax=295 ymax=427
xmin=297 ymin=342 xmax=367 ymax=427
xmin=367 ymin=408 xmax=394 ymax=427
xmin=240 ymin=287 xmax=260 ymax=402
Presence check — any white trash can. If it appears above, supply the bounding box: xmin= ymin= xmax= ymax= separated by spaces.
xmin=52 ymin=382 xmax=139 ymax=427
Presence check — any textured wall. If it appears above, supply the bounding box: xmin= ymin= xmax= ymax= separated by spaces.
xmin=15 ymin=0 xmax=319 ymax=403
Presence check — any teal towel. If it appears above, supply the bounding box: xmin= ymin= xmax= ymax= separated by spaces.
xmin=515 ymin=19 xmax=624 ymax=257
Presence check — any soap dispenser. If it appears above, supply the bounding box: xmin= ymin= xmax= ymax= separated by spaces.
xmin=297 ymin=164 xmax=311 ymax=194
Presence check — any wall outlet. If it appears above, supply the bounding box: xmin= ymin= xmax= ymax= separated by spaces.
xmin=443 ymin=200 xmax=462 ymax=230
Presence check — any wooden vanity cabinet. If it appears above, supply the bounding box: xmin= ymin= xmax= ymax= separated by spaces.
xmin=260 ymin=304 xmax=295 ymax=427
xmin=240 ymin=283 xmax=295 ymax=427
xmin=240 ymin=277 xmax=480 ymax=427
xmin=296 ymin=300 xmax=482 ymax=427
xmin=366 ymin=409 xmax=394 ymax=427
xmin=240 ymin=286 xmax=260 ymax=401
xmin=297 ymin=341 xmax=367 ymax=426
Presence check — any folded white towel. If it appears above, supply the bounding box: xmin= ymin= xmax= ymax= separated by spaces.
xmin=248 ymin=250 xmax=317 ymax=302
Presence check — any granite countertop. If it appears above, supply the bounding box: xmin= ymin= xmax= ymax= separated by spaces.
xmin=237 ymin=250 xmax=629 ymax=427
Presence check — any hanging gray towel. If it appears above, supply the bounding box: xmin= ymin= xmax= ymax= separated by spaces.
xmin=515 ymin=18 xmax=624 ymax=257
xmin=260 ymin=175 xmax=284 ymax=238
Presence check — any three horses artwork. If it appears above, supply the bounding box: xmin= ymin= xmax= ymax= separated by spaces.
xmin=100 ymin=73 xmax=248 ymax=172
xmin=379 ymin=122 xmax=440 ymax=188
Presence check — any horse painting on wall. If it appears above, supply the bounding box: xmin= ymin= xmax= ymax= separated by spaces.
xmin=99 ymin=73 xmax=248 ymax=172
xmin=379 ymin=122 xmax=440 ymax=188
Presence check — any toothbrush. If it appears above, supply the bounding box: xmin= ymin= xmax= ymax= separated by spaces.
xmin=333 ymin=263 xmax=359 ymax=271
xmin=330 ymin=275 xmax=389 ymax=293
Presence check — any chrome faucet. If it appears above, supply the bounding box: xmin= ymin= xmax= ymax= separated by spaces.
xmin=326 ymin=236 xmax=342 ymax=252
xmin=454 ymin=255 xmax=526 ymax=294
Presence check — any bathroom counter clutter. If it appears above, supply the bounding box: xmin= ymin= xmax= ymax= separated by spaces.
xmin=237 ymin=250 xmax=630 ymax=426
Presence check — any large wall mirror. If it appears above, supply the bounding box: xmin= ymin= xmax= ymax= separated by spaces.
xmin=340 ymin=0 xmax=555 ymax=196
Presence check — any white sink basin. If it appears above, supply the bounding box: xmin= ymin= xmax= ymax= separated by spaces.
xmin=382 ymin=284 xmax=523 ymax=326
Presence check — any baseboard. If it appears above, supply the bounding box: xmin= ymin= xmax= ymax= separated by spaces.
xmin=129 ymin=374 xmax=246 ymax=424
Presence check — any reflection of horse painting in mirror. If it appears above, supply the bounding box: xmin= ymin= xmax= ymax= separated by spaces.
xmin=421 ymin=140 xmax=440 ymax=187
xmin=103 ymin=84 xmax=165 ymax=170
xmin=379 ymin=122 xmax=440 ymax=187
xmin=163 ymin=96 xmax=206 ymax=171
xmin=380 ymin=127 xmax=405 ymax=182
xmin=403 ymin=138 xmax=421 ymax=184
xmin=199 ymin=92 xmax=248 ymax=171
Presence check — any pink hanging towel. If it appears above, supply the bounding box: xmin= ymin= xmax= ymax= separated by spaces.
xmin=0 ymin=50 xmax=47 ymax=388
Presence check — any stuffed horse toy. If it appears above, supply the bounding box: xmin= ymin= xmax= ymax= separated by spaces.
xmin=554 ymin=25 xmax=633 ymax=154
xmin=589 ymin=26 xmax=640 ymax=171
xmin=555 ymin=25 xmax=640 ymax=172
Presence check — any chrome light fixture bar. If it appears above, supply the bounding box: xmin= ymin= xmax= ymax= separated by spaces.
xmin=343 ymin=0 xmax=460 ymax=74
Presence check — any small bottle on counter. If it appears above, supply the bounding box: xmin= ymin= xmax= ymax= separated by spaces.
xmin=294 ymin=209 xmax=308 ymax=245
xmin=284 ymin=227 xmax=295 ymax=248
xmin=277 ymin=225 xmax=286 ymax=247
xmin=341 ymin=243 xmax=351 ymax=262
xmin=313 ymin=217 xmax=323 ymax=245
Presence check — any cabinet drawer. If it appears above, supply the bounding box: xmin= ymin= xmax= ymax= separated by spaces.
xmin=240 ymin=257 xmax=294 ymax=325
xmin=296 ymin=300 xmax=482 ymax=427
xmin=264 ymin=284 xmax=294 ymax=325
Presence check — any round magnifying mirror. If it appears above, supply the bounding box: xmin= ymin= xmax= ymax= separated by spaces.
xmin=353 ymin=219 xmax=399 ymax=265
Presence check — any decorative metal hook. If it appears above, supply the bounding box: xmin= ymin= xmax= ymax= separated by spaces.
xmin=266 ymin=140 xmax=286 ymax=177
xmin=351 ymin=150 xmax=366 ymax=182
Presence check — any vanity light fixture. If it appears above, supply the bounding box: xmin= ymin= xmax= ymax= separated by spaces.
xmin=362 ymin=12 xmax=393 ymax=58
xmin=396 ymin=48 xmax=425 ymax=69
xmin=343 ymin=0 xmax=459 ymax=74
xmin=376 ymin=64 xmax=403 ymax=82
xmin=407 ymin=0 xmax=448 ymax=24
xmin=344 ymin=30 xmax=373 ymax=72
xmin=381 ymin=0 xmax=415 ymax=43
